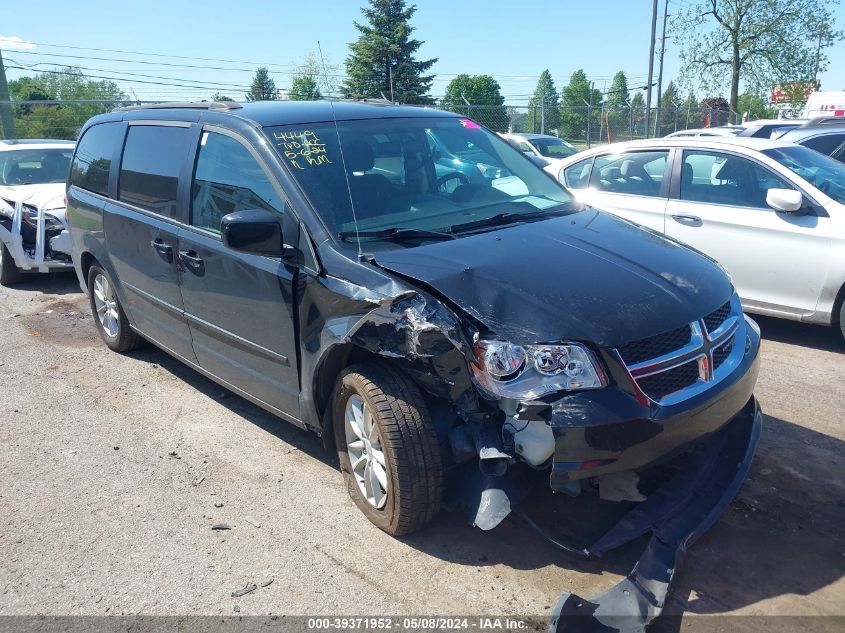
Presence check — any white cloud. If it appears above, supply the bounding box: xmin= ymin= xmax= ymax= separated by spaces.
xmin=0 ymin=36 xmax=36 ymax=51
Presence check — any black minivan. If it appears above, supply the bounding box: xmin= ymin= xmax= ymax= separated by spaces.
xmin=67 ymin=101 xmax=762 ymax=537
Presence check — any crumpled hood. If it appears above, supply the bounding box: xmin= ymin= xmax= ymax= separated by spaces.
xmin=0 ymin=184 xmax=67 ymax=219
xmin=372 ymin=209 xmax=733 ymax=348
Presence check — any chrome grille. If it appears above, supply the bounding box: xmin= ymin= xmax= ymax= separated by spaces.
xmin=703 ymin=300 xmax=731 ymax=334
xmin=615 ymin=296 xmax=743 ymax=404
xmin=616 ymin=324 xmax=692 ymax=366
xmin=637 ymin=359 xmax=700 ymax=401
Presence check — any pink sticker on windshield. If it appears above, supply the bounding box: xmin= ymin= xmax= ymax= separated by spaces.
xmin=459 ymin=119 xmax=481 ymax=129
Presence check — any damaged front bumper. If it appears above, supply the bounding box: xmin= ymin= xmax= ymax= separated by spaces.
xmin=0 ymin=198 xmax=73 ymax=273
xmin=550 ymin=396 xmax=762 ymax=633
xmin=549 ymin=320 xmax=760 ymax=489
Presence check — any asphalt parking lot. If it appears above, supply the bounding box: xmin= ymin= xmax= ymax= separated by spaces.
xmin=1 ymin=273 xmax=843 ymax=629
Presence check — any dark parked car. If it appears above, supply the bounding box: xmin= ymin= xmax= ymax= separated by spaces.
xmin=776 ymin=124 xmax=845 ymax=164
xmin=67 ymin=101 xmax=762 ymax=541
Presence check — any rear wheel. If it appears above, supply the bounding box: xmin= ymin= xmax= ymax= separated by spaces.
xmin=0 ymin=242 xmax=24 ymax=286
xmin=332 ymin=362 xmax=442 ymax=536
xmin=839 ymin=300 xmax=845 ymax=342
xmin=87 ymin=264 xmax=144 ymax=352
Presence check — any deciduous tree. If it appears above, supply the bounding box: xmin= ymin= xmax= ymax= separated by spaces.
xmin=289 ymin=76 xmax=322 ymax=101
xmin=441 ymin=74 xmax=508 ymax=131
xmin=8 ymin=68 xmax=124 ymax=139
xmin=674 ymin=0 xmax=841 ymax=114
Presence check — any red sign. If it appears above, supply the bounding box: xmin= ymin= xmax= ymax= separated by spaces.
xmin=771 ymin=81 xmax=818 ymax=104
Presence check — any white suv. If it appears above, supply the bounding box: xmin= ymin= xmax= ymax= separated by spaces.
xmin=547 ymin=136 xmax=845 ymax=340
xmin=0 ymin=139 xmax=75 ymax=285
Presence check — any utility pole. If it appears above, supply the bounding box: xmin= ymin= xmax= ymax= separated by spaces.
xmin=388 ymin=66 xmax=395 ymax=103
xmin=645 ymin=0 xmax=658 ymax=139
xmin=540 ymin=92 xmax=545 ymax=135
xmin=653 ymin=0 xmax=669 ymax=137
xmin=0 ymin=48 xmax=16 ymax=140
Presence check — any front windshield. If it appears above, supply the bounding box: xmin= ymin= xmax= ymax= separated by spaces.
xmin=762 ymin=145 xmax=845 ymax=204
xmin=532 ymin=137 xmax=577 ymax=158
xmin=0 ymin=148 xmax=73 ymax=186
xmin=264 ymin=117 xmax=573 ymax=246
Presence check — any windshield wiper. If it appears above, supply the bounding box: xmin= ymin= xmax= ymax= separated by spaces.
xmin=449 ymin=207 xmax=571 ymax=234
xmin=338 ymin=227 xmax=455 ymax=243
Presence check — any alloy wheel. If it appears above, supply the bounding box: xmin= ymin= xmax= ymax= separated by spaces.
xmin=344 ymin=394 xmax=389 ymax=509
xmin=92 ymin=273 xmax=120 ymax=338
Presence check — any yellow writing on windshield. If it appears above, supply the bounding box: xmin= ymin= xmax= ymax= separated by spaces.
xmin=273 ymin=130 xmax=332 ymax=170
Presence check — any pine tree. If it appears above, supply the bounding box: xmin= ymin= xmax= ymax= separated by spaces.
xmin=246 ymin=68 xmax=277 ymax=101
xmin=289 ymin=76 xmax=322 ymax=101
xmin=679 ymin=92 xmax=699 ymax=130
xmin=605 ymin=71 xmax=630 ymax=141
xmin=342 ymin=0 xmax=437 ymax=104
xmin=605 ymin=71 xmax=630 ymax=109
xmin=630 ymin=92 xmax=646 ymax=138
xmin=656 ymin=81 xmax=680 ymax=136
xmin=525 ymin=70 xmax=559 ymax=134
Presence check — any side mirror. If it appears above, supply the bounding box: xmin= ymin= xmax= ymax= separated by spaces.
xmin=221 ymin=209 xmax=284 ymax=255
xmin=766 ymin=188 xmax=804 ymax=213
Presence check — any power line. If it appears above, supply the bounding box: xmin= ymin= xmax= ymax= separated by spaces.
xmin=3 ymin=65 xmax=251 ymax=92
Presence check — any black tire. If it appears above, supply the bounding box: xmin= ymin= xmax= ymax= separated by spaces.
xmin=0 ymin=242 xmax=24 ymax=286
xmin=839 ymin=299 xmax=845 ymax=342
xmin=87 ymin=264 xmax=144 ymax=352
xmin=332 ymin=362 xmax=442 ymax=536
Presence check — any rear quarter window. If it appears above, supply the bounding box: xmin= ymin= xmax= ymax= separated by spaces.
xmin=119 ymin=125 xmax=191 ymax=218
xmin=70 ymin=122 xmax=124 ymax=196
xmin=800 ymin=133 xmax=845 ymax=156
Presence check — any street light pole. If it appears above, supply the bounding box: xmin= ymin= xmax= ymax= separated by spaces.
xmin=653 ymin=0 xmax=669 ymax=137
xmin=645 ymin=0 xmax=658 ymax=139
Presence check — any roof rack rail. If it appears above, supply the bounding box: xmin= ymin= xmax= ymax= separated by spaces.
xmin=116 ymin=101 xmax=243 ymax=112
xmin=800 ymin=116 xmax=845 ymax=128
xmin=0 ymin=138 xmax=76 ymax=145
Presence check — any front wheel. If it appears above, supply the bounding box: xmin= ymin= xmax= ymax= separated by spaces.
xmin=332 ymin=362 xmax=442 ymax=536
xmin=0 ymin=242 xmax=24 ymax=286
xmin=87 ymin=264 xmax=144 ymax=352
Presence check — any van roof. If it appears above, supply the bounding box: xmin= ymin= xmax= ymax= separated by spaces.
xmin=116 ymin=100 xmax=460 ymax=127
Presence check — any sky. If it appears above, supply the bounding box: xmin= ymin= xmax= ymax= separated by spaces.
xmin=3 ymin=0 xmax=845 ymax=104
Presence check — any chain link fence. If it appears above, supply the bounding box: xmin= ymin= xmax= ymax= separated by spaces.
xmin=1 ymin=99 xmax=750 ymax=146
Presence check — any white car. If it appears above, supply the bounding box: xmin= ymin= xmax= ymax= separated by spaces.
xmin=500 ymin=133 xmax=579 ymax=161
xmin=0 ymin=139 xmax=75 ymax=285
xmin=546 ymin=136 xmax=845 ymax=339
xmin=664 ymin=126 xmax=743 ymax=138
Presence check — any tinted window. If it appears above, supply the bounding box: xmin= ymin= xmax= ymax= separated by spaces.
xmin=800 ymin=133 xmax=845 ymax=156
xmin=119 ymin=125 xmax=190 ymax=218
xmin=590 ymin=150 xmax=668 ymax=196
xmin=0 ymin=148 xmax=72 ymax=186
xmin=192 ymin=132 xmax=284 ymax=233
xmin=680 ymin=151 xmax=792 ymax=208
xmin=762 ymin=145 xmax=845 ymax=204
xmin=531 ymin=137 xmax=577 ymax=158
xmin=563 ymin=158 xmax=593 ymax=189
xmin=505 ymin=138 xmax=533 ymax=152
xmin=70 ymin=123 xmax=122 ymax=195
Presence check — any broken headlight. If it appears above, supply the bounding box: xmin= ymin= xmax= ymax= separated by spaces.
xmin=471 ymin=339 xmax=606 ymax=400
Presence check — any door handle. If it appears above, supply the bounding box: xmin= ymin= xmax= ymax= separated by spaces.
xmin=151 ymin=238 xmax=173 ymax=263
xmin=178 ymin=249 xmax=205 ymax=276
xmin=670 ymin=213 xmax=703 ymax=226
